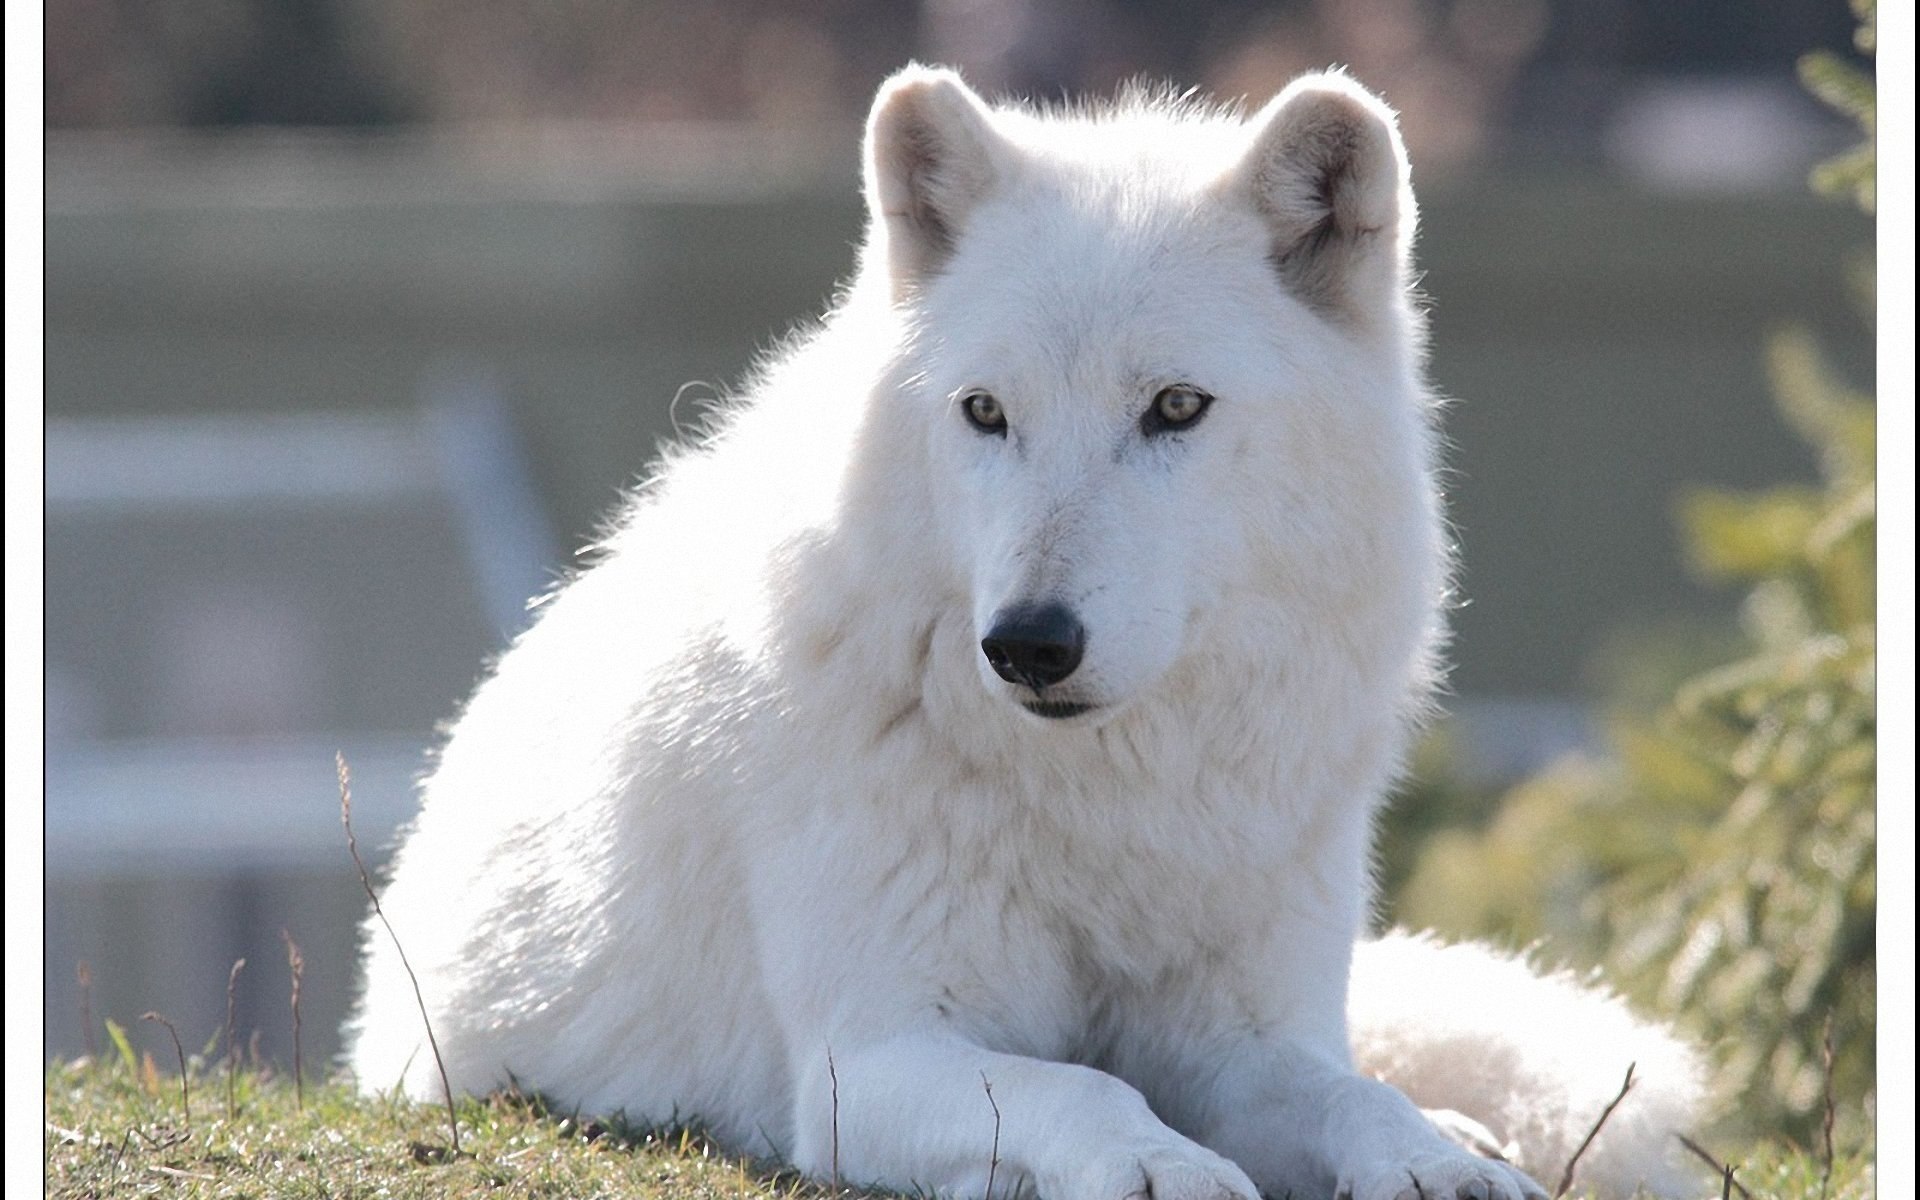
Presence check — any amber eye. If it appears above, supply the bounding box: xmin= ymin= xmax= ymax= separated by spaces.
xmin=1142 ymin=385 xmax=1213 ymax=435
xmin=960 ymin=390 xmax=1007 ymax=435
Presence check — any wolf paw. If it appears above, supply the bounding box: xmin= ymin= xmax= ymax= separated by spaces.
xmin=1074 ymin=1140 xmax=1261 ymax=1200
xmin=1344 ymin=1150 xmax=1548 ymax=1200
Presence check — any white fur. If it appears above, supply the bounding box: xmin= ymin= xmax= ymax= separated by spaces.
xmin=348 ymin=66 xmax=1703 ymax=1200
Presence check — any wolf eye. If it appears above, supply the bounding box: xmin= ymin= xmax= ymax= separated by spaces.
xmin=1142 ymin=384 xmax=1213 ymax=435
xmin=960 ymin=389 xmax=1007 ymax=435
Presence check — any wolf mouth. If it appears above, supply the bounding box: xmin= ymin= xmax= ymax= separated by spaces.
xmin=1021 ymin=698 xmax=1097 ymax=720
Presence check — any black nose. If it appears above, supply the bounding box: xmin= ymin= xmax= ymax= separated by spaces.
xmin=981 ymin=603 xmax=1086 ymax=690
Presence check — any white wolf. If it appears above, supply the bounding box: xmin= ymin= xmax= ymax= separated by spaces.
xmin=349 ymin=66 xmax=1704 ymax=1200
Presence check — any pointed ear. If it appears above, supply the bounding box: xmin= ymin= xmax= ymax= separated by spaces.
xmin=1227 ymin=73 xmax=1414 ymax=325
xmin=863 ymin=65 xmax=1009 ymax=301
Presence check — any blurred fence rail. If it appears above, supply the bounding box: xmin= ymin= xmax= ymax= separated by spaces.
xmin=47 ymin=122 xmax=857 ymax=212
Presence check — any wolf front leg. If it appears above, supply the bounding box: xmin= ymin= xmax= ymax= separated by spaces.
xmin=791 ymin=1033 xmax=1260 ymax=1200
xmin=1202 ymin=1041 xmax=1549 ymax=1200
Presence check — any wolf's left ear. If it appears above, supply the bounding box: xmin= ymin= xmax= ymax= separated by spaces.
xmin=864 ymin=65 xmax=1010 ymax=302
xmin=1226 ymin=73 xmax=1414 ymax=325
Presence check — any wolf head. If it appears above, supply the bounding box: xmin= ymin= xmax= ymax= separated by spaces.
xmin=857 ymin=66 xmax=1442 ymax=730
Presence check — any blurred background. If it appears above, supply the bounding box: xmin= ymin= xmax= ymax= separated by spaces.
xmin=44 ymin=0 xmax=1876 ymax=1143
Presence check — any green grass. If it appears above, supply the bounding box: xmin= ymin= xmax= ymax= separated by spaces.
xmin=43 ymin=1056 xmax=865 ymax=1200
xmin=1716 ymin=1144 xmax=1878 ymax=1200
xmin=43 ymin=1055 xmax=1872 ymax=1199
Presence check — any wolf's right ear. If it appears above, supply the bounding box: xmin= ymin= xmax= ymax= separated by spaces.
xmin=864 ymin=66 xmax=1008 ymax=302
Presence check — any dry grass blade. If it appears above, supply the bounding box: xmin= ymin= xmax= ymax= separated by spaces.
xmin=981 ymin=1072 xmax=1002 ymax=1200
xmin=146 ymin=1163 xmax=218 ymax=1182
xmin=281 ymin=930 xmax=305 ymax=1110
xmin=131 ymin=1124 xmax=192 ymax=1152
xmin=225 ymin=958 xmax=247 ymax=1120
xmin=77 ymin=962 xmax=97 ymax=1060
xmin=1819 ymin=1013 xmax=1836 ymax=1200
xmin=826 ymin=1046 xmax=840 ymax=1188
xmin=1675 ymin=1134 xmax=1753 ymax=1200
xmin=139 ymin=1013 xmax=190 ymax=1133
xmin=340 ymin=751 xmax=462 ymax=1156
xmin=1554 ymin=1062 xmax=1635 ymax=1198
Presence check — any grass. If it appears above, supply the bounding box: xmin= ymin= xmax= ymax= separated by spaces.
xmin=43 ymin=1057 xmax=865 ymax=1200
xmin=43 ymin=1053 xmax=1875 ymax=1200
xmin=1714 ymin=1144 xmax=1878 ymax=1200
